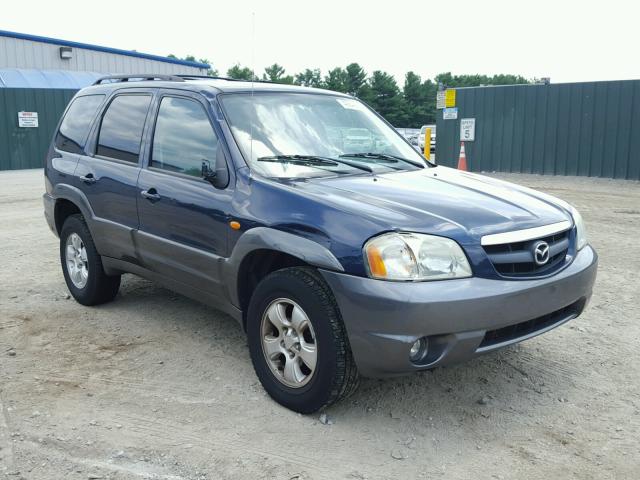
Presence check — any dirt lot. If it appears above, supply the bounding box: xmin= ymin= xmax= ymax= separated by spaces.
xmin=1 ymin=169 xmax=639 ymax=480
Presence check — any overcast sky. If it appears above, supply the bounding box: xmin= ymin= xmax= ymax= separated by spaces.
xmin=4 ymin=0 xmax=639 ymax=84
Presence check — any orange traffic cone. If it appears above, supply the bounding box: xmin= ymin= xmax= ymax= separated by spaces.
xmin=457 ymin=142 xmax=468 ymax=171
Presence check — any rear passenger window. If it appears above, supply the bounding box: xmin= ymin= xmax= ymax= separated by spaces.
xmin=151 ymin=97 xmax=218 ymax=177
xmin=55 ymin=95 xmax=105 ymax=154
xmin=96 ymin=95 xmax=151 ymax=163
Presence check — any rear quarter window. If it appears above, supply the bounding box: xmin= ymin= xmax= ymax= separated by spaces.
xmin=55 ymin=95 xmax=105 ymax=154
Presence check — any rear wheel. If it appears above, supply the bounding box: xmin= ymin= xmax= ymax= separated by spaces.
xmin=247 ymin=267 xmax=359 ymax=413
xmin=60 ymin=214 xmax=120 ymax=306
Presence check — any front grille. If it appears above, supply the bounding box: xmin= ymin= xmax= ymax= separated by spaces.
xmin=478 ymin=298 xmax=585 ymax=350
xmin=483 ymin=229 xmax=571 ymax=277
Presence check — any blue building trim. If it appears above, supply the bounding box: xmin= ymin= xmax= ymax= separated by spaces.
xmin=0 ymin=30 xmax=210 ymax=69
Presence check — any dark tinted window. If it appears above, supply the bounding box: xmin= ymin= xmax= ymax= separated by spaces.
xmin=55 ymin=95 xmax=104 ymax=154
xmin=96 ymin=95 xmax=151 ymax=162
xmin=151 ymin=97 xmax=218 ymax=177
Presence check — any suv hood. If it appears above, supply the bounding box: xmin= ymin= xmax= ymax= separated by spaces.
xmin=293 ymin=166 xmax=572 ymax=243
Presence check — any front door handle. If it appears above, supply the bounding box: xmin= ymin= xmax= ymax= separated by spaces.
xmin=79 ymin=174 xmax=97 ymax=184
xmin=141 ymin=189 xmax=161 ymax=201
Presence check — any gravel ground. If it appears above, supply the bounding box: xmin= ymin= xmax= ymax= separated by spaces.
xmin=1 ymin=168 xmax=639 ymax=480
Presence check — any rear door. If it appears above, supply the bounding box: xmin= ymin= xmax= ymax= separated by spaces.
xmin=135 ymin=91 xmax=233 ymax=296
xmin=75 ymin=90 xmax=153 ymax=260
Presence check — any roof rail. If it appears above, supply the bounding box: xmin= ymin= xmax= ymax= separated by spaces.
xmin=177 ymin=74 xmax=243 ymax=82
xmin=177 ymin=74 xmax=217 ymax=80
xmin=177 ymin=74 xmax=280 ymax=85
xmin=92 ymin=74 xmax=186 ymax=85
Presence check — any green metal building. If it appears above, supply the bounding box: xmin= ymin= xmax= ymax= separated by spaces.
xmin=435 ymin=80 xmax=640 ymax=180
xmin=0 ymin=87 xmax=76 ymax=170
xmin=0 ymin=29 xmax=210 ymax=171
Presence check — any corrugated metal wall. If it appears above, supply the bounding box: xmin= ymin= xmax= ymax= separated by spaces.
xmin=0 ymin=88 xmax=75 ymax=170
xmin=435 ymin=80 xmax=640 ymax=180
xmin=0 ymin=36 xmax=206 ymax=75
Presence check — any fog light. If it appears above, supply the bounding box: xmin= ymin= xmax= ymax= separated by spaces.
xmin=409 ymin=337 xmax=428 ymax=362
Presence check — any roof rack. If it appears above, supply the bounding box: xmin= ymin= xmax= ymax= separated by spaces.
xmin=92 ymin=74 xmax=186 ymax=85
xmin=177 ymin=74 xmax=283 ymax=85
xmin=92 ymin=74 xmax=286 ymax=87
xmin=177 ymin=74 xmax=245 ymax=82
xmin=177 ymin=74 xmax=219 ymax=80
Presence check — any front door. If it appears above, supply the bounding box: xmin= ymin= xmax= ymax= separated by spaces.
xmin=135 ymin=93 xmax=232 ymax=297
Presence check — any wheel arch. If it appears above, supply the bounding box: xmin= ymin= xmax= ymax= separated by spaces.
xmin=52 ymin=184 xmax=95 ymax=234
xmin=54 ymin=198 xmax=82 ymax=235
xmin=224 ymin=227 xmax=344 ymax=329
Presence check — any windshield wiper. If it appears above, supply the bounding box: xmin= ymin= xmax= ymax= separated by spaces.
xmin=340 ymin=152 xmax=426 ymax=168
xmin=258 ymin=155 xmax=373 ymax=173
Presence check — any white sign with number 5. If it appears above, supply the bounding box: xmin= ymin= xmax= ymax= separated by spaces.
xmin=460 ymin=118 xmax=475 ymax=141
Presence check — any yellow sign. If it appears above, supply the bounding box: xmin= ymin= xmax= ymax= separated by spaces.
xmin=445 ymin=89 xmax=456 ymax=107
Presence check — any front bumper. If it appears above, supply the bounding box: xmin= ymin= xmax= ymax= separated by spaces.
xmin=320 ymin=245 xmax=598 ymax=377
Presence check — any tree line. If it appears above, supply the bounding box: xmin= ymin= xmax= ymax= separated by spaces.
xmin=169 ymin=55 xmax=531 ymax=127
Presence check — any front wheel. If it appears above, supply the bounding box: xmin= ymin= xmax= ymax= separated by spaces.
xmin=247 ymin=267 xmax=359 ymax=413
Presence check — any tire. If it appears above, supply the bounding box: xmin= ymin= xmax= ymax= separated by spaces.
xmin=59 ymin=214 xmax=121 ymax=306
xmin=247 ymin=267 xmax=359 ymax=413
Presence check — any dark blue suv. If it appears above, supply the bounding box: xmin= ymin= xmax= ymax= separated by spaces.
xmin=44 ymin=74 xmax=598 ymax=412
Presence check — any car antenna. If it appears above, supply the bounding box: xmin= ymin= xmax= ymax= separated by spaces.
xmin=250 ymin=11 xmax=255 ymax=165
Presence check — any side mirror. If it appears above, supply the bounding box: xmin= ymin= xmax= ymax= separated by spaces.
xmin=201 ymin=148 xmax=230 ymax=189
xmin=201 ymin=159 xmax=217 ymax=183
xmin=214 ymin=147 xmax=230 ymax=189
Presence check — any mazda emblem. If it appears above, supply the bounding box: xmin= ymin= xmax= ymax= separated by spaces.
xmin=533 ymin=241 xmax=550 ymax=265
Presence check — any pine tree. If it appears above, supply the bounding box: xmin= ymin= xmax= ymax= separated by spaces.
xmin=263 ymin=64 xmax=294 ymax=84
xmin=226 ymin=64 xmax=255 ymax=81
xmin=294 ymin=69 xmax=323 ymax=88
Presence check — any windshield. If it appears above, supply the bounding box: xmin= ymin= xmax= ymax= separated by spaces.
xmin=219 ymin=92 xmax=427 ymax=178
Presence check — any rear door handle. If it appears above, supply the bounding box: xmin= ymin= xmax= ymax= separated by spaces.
xmin=80 ymin=174 xmax=96 ymax=184
xmin=141 ymin=189 xmax=161 ymax=201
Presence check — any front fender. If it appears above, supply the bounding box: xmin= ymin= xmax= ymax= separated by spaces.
xmin=223 ymin=227 xmax=344 ymax=306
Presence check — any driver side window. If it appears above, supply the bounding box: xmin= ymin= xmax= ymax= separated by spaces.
xmin=151 ymin=96 xmax=220 ymax=178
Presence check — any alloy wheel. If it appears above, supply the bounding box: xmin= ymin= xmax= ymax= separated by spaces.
xmin=260 ymin=298 xmax=317 ymax=388
xmin=65 ymin=233 xmax=89 ymax=289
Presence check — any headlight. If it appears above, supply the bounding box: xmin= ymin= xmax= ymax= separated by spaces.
xmin=571 ymin=206 xmax=588 ymax=250
xmin=364 ymin=232 xmax=472 ymax=281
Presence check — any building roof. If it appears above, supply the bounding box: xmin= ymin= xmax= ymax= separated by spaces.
xmin=0 ymin=68 xmax=105 ymax=88
xmin=0 ymin=30 xmax=210 ymax=69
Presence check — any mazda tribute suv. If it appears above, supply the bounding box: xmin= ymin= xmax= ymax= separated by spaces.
xmin=43 ymin=74 xmax=598 ymax=412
